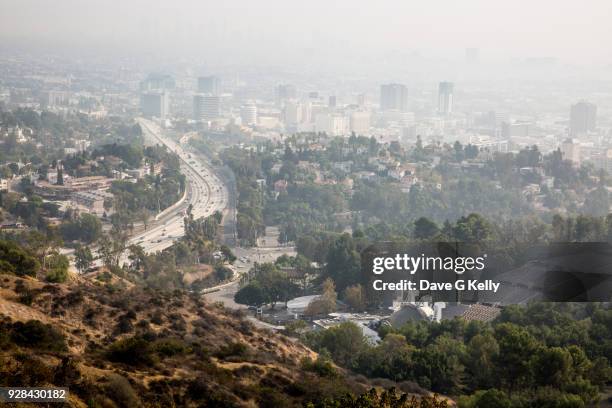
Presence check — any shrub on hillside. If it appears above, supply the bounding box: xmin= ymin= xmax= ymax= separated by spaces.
xmin=9 ymin=320 xmax=67 ymax=352
xmin=106 ymin=336 xmax=155 ymax=366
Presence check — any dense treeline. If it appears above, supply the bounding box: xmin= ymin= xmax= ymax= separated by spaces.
xmin=0 ymin=237 xmax=68 ymax=282
xmin=266 ymin=183 xmax=348 ymax=242
xmin=294 ymin=212 xmax=612 ymax=294
xmin=110 ymin=145 xmax=185 ymax=224
xmin=217 ymin=135 xmax=610 ymax=250
xmin=220 ymin=147 xmax=266 ymax=245
xmin=0 ymin=107 xmax=144 ymax=175
xmin=303 ymin=303 xmax=611 ymax=407
xmin=98 ymin=210 xmax=234 ymax=291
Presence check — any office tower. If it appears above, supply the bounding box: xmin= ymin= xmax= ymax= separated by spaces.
xmin=44 ymin=90 xmax=70 ymax=107
xmin=493 ymin=111 xmax=509 ymax=129
xmin=240 ymin=103 xmax=257 ymax=125
xmin=502 ymin=122 xmax=530 ymax=139
xmin=561 ymin=138 xmax=581 ymax=164
xmin=275 ymin=84 xmax=297 ymax=106
xmin=140 ymin=91 xmax=168 ymax=119
xmin=466 ymin=48 xmax=479 ymax=63
xmin=350 ymin=111 xmax=370 ymax=134
xmin=438 ymin=82 xmax=454 ymax=115
xmin=197 ymin=76 xmax=221 ymax=95
xmin=606 ymin=149 xmax=612 ymax=175
xmin=283 ymin=101 xmax=302 ymax=126
xmin=357 ymin=93 xmax=366 ymax=107
xmin=328 ymin=95 xmax=337 ymax=108
xmin=301 ymin=102 xmax=312 ymax=123
xmin=380 ymin=83 xmax=408 ymax=112
xmin=315 ymin=113 xmax=347 ymax=136
xmin=570 ymin=101 xmax=597 ymax=136
xmin=140 ymin=74 xmax=175 ymax=92
xmin=193 ymin=94 xmax=221 ymax=121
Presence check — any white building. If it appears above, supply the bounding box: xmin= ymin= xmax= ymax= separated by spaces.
xmin=350 ymin=111 xmax=371 ymax=135
xmin=286 ymin=295 xmax=319 ymax=315
xmin=283 ymin=101 xmax=302 ymax=126
xmin=315 ymin=113 xmax=347 ymax=136
xmin=561 ymin=138 xmax=581 ymax=164
xmin=193 ymin=94 xmax=221 ymax=121
xmin=240 ymin=103 xmax=257 ymax=126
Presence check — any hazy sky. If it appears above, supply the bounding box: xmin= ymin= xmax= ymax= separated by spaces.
xmin=2 ymin=0 xmax=612 ymax=66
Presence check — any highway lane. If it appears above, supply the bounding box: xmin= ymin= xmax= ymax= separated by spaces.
xmin=122 ymin=119 xmax=229 ymax=258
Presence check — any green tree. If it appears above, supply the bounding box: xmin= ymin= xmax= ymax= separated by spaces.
xmin=532 ymin=347 xmax=572 ymax=387
xmin=79 ymin=213 xmax=102 ymax=243
xmin=305 ymin=278 xmax=337 ymax=316
xmin=0 ymin=239 xmax=40 ymax=277
xmin=453 ymin=213 xmax=493 ymax=242
xmin=45 ymin=253 xmax=69 ymax=283
xmin=234 ymin=281 xmax=267 ymax=307
xmin=325 ymin=234 xmax=361 ymax=291
xmin=74 ymin=245 xmax=93 ymax=273
xmin=494 ymin=323 xmax=540 ymax=390
xmin=414 ymin=217 xmax=440 ymax=240
xmin=343 ymin=284 xmax=366 ymax=311
xmin=306 ymin=321 xmax=368 ymax=368
xmin=56 ymin=165 xmax=64 ymax=185
xmin=466 ymin=333 xmax=499 ymax=389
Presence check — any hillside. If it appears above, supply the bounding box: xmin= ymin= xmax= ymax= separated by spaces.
xmin=0 ymin=272 xmax=432 ymax=407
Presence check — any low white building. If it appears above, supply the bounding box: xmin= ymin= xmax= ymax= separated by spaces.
xmin=286 ymin=295 xmax=319 ymax=315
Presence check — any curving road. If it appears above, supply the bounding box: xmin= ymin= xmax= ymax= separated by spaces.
xmin=127 ymin=119 xmax=229 ymax=255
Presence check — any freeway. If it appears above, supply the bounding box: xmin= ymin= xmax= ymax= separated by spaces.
xmin=125 ymin=119 xmax=229 ymax=255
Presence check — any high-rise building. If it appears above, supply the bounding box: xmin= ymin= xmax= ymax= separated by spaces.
xmin=140 ymin=91 xmax=168 ymax=119
xmin=240 ymin=103 xmax=257 ymax=126
xmin=315 ymin=113 xmax=347 ymax=136
xmin=570 ymin=101 xmax=597 ymax=136
xmin=380 ymin=84 xmax=408 ymax=112
xmin=502 ymin=122 xmax=530 ymax=138
xmin=328 ymin=95 xmax=337 ymax=108
xmin=561 ymin=138 xmax=581 ymax=164
xmin=301 ymin=102 xmax=312 ymax=124
xmin=140 ymin=74 xmax=175 ymax=92
xmin=275 ymin=84 xmax=297 ymax=106
xmin=283 ymin=101 xmax=302 ymax=126
xmin=438 ymin=82 xmax=454 ymax=115
xmin=357 ymin=93 xmax=366 ymax=107
xmin=197 ymin=76 xmax=221 ymax=95
xmin=193 ymin=94 xmax=221 ymax=121
xmin=350 ymin=111 xmax=370 ymax=134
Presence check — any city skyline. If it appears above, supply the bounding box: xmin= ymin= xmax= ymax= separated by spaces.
xmin=2 ymin=0 xmax=612 ymax=70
